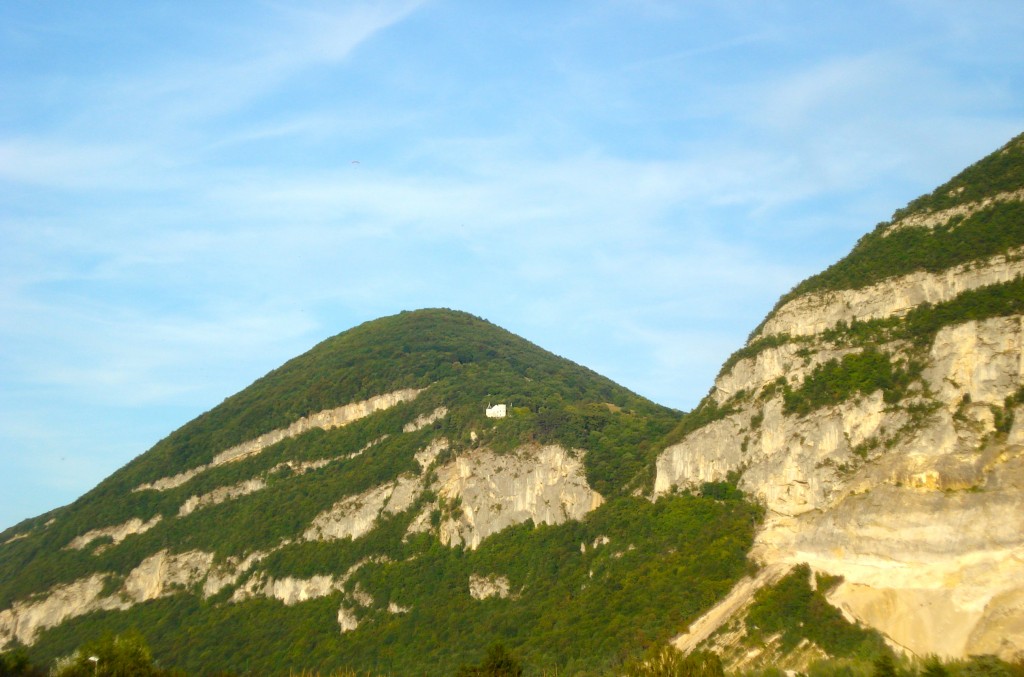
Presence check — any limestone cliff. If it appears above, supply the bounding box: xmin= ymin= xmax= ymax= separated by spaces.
xmin=423 ymin=443 xmax=604 ymax=549
xmin=655 ymin=134 xmax=1024 ymax=662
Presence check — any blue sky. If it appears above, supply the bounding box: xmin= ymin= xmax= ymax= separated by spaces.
xmin=2 ymin=1 xmax=1022 ymax=531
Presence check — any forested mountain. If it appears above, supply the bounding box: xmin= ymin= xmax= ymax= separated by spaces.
xmin=2 ymin=132 xmax=1024 ymax=675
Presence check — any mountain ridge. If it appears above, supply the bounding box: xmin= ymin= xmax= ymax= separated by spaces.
xmin=3 ymin=132 xmax=1024 ymax=674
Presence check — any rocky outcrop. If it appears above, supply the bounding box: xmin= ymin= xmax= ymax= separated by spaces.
xmin=403 ymin=406 xmax=448 ymax=432
xmin=923 ymin=316 xmax=1024 ymax=407
xmin=0 ymin=575 xmax=129 ymax=647
xmin=656 ymin=391 xmax=891 ymax=517
xmin=179 ymin=479 xmax=266 ymax=517
xmin=756 ymin=249 xmax=1024 ymax=340
xmin=884 ymin=188 xmax=1024 ymax=235
xmin=135 ymin=388 xmax=423 ymax=491
xmin=0 ymin=549 xmax=215 ymax=648
xmin=65 ymin=515 xmax=163 ymax=551
xmin=429 ymin=444 xmax=604 ymax=549
xmin=232 ymin=574 xmax=340 ymax=606
xmin=660 ymin=285 xmax=1024 ymax=662
xmin=469 ymin=574 xmax=511 ymax=600
xmin=123 ymin=549 xmax=215 ymax=602
xmin=337 ymin=606 xmax=359 ymax=633
xmin=304 ymin=473 xmax=422 ymax=542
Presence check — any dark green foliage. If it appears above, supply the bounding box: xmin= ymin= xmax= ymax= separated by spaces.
xmin=622 ymin=647 xmax=724 ymax=677
xmin=455 ymin=643 xmax=524 ymax=677
xmin=872 ymin=654 xmax=897 ymax=677
xmin=745 ymin=564 xmax=887 ymax=657
xmin=749 ymin=133 xmax=1024 ymax=338
xmin=718 ymin=333 xmax=796 ymax=380
xmin=664 ymin=397 xmax=739 ymax=448
xmin=959 ymin=655 xmax=1022 ymax=677
xmin=995 ymin=385 xmax=1024 ymax=434
xmin=0 ymin=309 xmax=681 ymax=607
xmin=922 ymin=656 xmax=951 ymax=677
xmin=893 ymin=134 xmax=1024 ymax=218
xmin=699 ymin=482 xmax=744 ymax=501
xmin=788 ymin=200 xmax=1024 ymax=299
xmin=28 ymin=495 xmax=761 ymax=676
xmin=52 ymin=631 xmax=161 ymax=677
xmin=782 ymin=349 xmax=915 ymax=416
xmin=0 ymin=647 xmax=45 ymax=677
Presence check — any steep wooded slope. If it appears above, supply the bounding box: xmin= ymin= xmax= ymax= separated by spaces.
xmin=0 ymin=309 xmax=764 ymax=674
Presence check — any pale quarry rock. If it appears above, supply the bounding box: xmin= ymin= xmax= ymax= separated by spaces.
xmin=757 ymin=482 xmax=1024 ymax=659
xmin=123 ymin=549 xmax=214 ymax=602
xmin=655 ymin=392 xmax=889 ymax=516
xmin=1008 ymin=406 xmax=1024 ymax=445
xmin=304 ymin=473 xmax=422 ymax=542
xmin=714 ymin=343 xmax=862 ymax=405
xmin=0 ymin=574 xmax=128 ymax=647
xmin=0 ymin=549 xmax=216 ymax=649
xmin=756 ymin=249 xmax=1024 ymax=340
xmin=924 ymin=316 xmax=1024 ymax=407
xmin=203 ymin=550 xmax=270 ymax=597
xmin=135 ymin=388 xmax=423 ymax=491
xmin=232 ymin=574 xmax=340 ymax=605
xmin=338 ymin=606 xmax=359 ymax=633
xmin=65 ymin=515 xmax=163 ymax=551
xmin=469 ymin=574 xmax=511 ymax=600
xmin=351 ymin=583 xmax=373 ymax=608
xmin=660 ymin=312 xmax=1024 ymax=662
xmin=415 ymin=437 xmax=449 ymax=470
xmin=404 ymin=406 xmax=448 ymax=432
xmin=179 ymin=479 xmax=267 ymax=517
xmin=231 ymin=556 xmax=389 ymax=607
xmin=432 ymin=444 xmax=604 ymax=549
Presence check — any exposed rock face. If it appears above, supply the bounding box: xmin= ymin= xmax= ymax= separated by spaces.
xmin=884 ymin=188 xmax=1024 ymax=235
xmin=65 ymin=515 xmax=163 ymax=551
xmin=469 ymin=574 xmax=511 ymax=600
xmin=123 ymin=549 xmax=215 ymax=602
xmin=0 ymin=549 xmax=214 ymax=647
xmin=1 ymin=435 xmax=611 ymax=652
xmin=136 ymin=388 xmax=423 ymax=491
xmin=403 ymin=406 xmax=448 ymax=432
xmin=924 ymin=316 xmax=1024 ymax=406
xmin=430 ymin=444 xmax=604 ymax=549
xmin=672 ymin=563 xmax=793 ymax=655
xmin=337 ymin=606 xmax=359 ymax=633
xmin=0 ymin=575 xmax=128 ymax=647
xmin=179 ymin=479 xmax=266 ymax=517
xmin=656 ymin=391 xmax=890 ymax=517
xmin=304 ymin=473 xmax=422 ymax=542
xmin=755 ymin=249 xmax=1024 ymax=340
xmin=658 ymin=254 xmax=1024 ymax=661
xmin=232 ymin=574 xmax=340 ymax=606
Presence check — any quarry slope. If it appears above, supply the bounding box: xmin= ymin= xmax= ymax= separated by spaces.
xmin=655 ymin=132 xmax=1024 ymax=664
